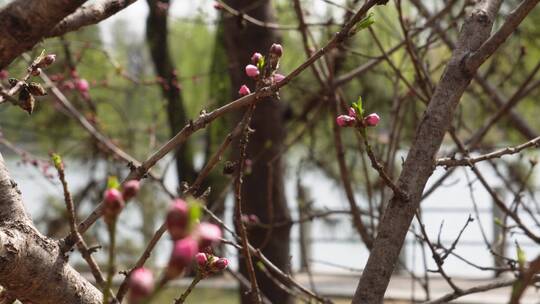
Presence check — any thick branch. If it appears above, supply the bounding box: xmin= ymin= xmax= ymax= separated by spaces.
xmin=0 ymin=153 xmax=102 ymax=304
xmin=0 ymin=0 xmax=85 ymax=68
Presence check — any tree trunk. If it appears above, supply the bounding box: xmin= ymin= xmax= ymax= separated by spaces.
xmin=221 ymin=1 xmax=292 ymax=303
xmin=145 ymin=0 xmax=196 ymax=184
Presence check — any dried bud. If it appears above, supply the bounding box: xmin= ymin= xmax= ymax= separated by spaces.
xmin=336 ymin=115 xmax=355 ymax=127
xmin=251 ymin=52 xmax=263 ymax=65
xmin=30 ymin=68 xmax=41 ymax=77
xmin=195 ymin=222 xmax=222 ymax=248
xmin=245 ymin=64 xmax=260 ymax=78
xmin=103 ymin=188 xmax=124 ymax=222
xmin=128 ymin=267 xmax=154 ymax=303
xmin=238 ymin=85 xmax=251 ymax=96
xmin=363 ymin=113 xmax=380 ymax=127
xmin=166 ymin=198 xmax=189 ymax=240
xmin=40 ymin=54 xmax=56 ymax=67
xmin=27 ymin=82 xmax=47 ymax=96
xmin=195 ymin=252 xmax=208 ymax=268
xmin=8 ymin=78 xmax=18 ymax=88
xmin=18 ymin=88 xmax=35 ymax=114
xmin=0 ymin=70 xmax=8 ymax=80
xmin=213 ymin=1 xmax=223 ymax=10
xmin=210 ymin=257 xmax=229 ymax=272
xmin=223 ymin=161 xmax=236 ymax=175
xmin=122 ymin=180 xmax=141 ymax=201
xmin=270 ymin=43 xmax=283 ymax=57
xmin=167 ymin=237 xmax=199 ymax=278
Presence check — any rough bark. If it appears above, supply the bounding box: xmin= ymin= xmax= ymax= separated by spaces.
xmin=352 ymin=1 xmax=505 ymax=303
xmin=221 ymin=1 xmax=292 ymax=303
xmin=0 ymin=0 xmax=86 ymax=68
xmin=0 ymin=153 xmax=102 ymax=304
xmin=145 ymin=0 xmax=196 ymax=184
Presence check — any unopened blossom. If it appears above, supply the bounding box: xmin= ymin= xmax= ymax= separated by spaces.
xmin=195 ymin=222 xmax=222 ymax=248
xmin=166 ymin=198 xmax=189 ymax=240
xmin=210 ymin=257 xmax=229 ymax=272
xmin=270 ymin=43 xmax=283 ymax=57
xmin=245 ymin=64 xmax=259 ymax=78
xmin=195 ymin=252 xmax=208 ymax=268
xmin=122 ymin=180 xmax=140 ymax=201
xmin=251 ymin=52 xmax=263 ymax=65
xmin=273 ymin=73 xmax=285 ymax=83
xmin=128 ymin=267 xmax=154 ymax=303
xmin=238 ymin=85 xmax=251 ymax=96
xmin=364 ymin=113 xmax=380 ymax=127
xmin=348 ymin=107 xmax=356 ymax=118
xmin=103 ymin=188 xmax=124 ymax=221
xmin=75 ymin=79 xmax=90 ymax=93
xmin=336 ymin=115 xmax=356 ymax=127
xmin=0 ymin=70 xmax=8 ymax=79
xmin=167 ymin=237 xmax=199 ymax=277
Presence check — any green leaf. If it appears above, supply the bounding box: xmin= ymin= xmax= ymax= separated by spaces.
xmin=107 ymin=176 xmax=120 ymax=190
xmin=357 ymin=13 xmax=375 ymax=31
xmin=187 ymin=197 xmax=202 ymax=226
xmin=33 ymin=50 xmax=46 ymax=66
xmin=516 ymin=244 xmax=526 ymax=268
xmin=494 ymin=217 xmax=503 ymax=227
xmin=352 ymin=95 xmax=364 ymax=117
xmin=51 ymin=153 xmax=62 ymax=170
xmin=257 ymin=56 xmax=266 ymax=71
xmin=256 ymin=261 xmax=266 ymax=271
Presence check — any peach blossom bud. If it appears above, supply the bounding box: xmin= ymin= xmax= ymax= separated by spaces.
xmin=238 ymin=85 xmax=251 ymax=96
xmin=195 ymin=252 xmax=208 ymax=268
xmin=122 ymin=180 xmax=140 ymax=201
xmin=75 ymin=79 xmax=90 ymax=93
xmin=42 ymin=54 xmax=56 ymax=67
xmin=0 ymin=70 xmax=8 ymax=79
xmin=364 ymin=113 xmax=380 ymax=127
xmin=251 ymin=52 xmax=263 ymax=65
xmin=210 ymin=257 xmax=229 ymax=272
xmin=195 ymin=223 xmax=222 ymax=248
xmin=128 ymin=267 xmax=154 ymax=303
xmin=168 ymin=237 xmax=199 ymax=277
xmin=336 ymin=115 xmax=356 ymax=127
xmin=104 ymin=188 xmax=124 ymax=221
xmin=213 ymin=1 xmax=223 ymax=9
xmin=348 ymin=107 xmax=356 ymax=118
xmin=245 ymin=64 xmax=259 ymax=78
xmin=166 ymin=199 xmax=189 ymax=240
xmin=273 ymin=73 xmax=285 ymax=83
xmin=270 ymin=43 xmax=283 ymax=57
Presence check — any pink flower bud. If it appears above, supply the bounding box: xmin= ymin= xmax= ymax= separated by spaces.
xmin=273 ymin=73 xmax=285 ymax=83
xmin=195 ymin=223 xmax=222 ymax=248
xmin=166 ymin=199 xmax=189 ymax=240
xmin=364 ymin=113 xmax=380 ymax=127
xmin=195 ymin=252 xmax=208 ymax=267
xmin=122 ymin=180 xmax=140 ymax=201
xmin=103 ymin=188 xmax=124 ymax=220
xmin=128 ymin=267 xmax=154 ymax=302
xmin=245 ymin=64 xmax=259 ymax=78
xmin=213 ymin=1 xmax=223 ymax=9
xmin=238 ymin=85 xmax=251 ymax=96
xmin=0 ymin=70 xmax=8 ymax=79
xmin=75 ymin=79 xmax=90 ymax=93
xmin=251 ymin=52 xmax=263 ymax=65
xmin=270 ymin=43 xmax=283 ymax=57
xmin=168 ymin=237 xmax=199 ymax=277
xmin=210 ymin=257 xmax=229 ymax=272
xmin=348 ymin=107 xmax=356 ymax=118
xmin=336 ymin=115 xmax=356 ymax=127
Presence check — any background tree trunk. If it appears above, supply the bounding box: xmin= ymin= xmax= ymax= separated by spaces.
xmin=221 ymin=1 xmax=292 ymax=303
xmin=145 ymin=0 xmax=196 ymax=184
